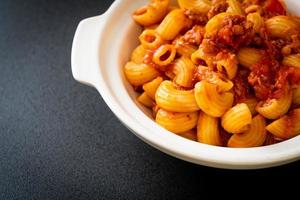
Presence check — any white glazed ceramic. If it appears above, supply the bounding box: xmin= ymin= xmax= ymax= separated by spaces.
xmin=71 ymin=0 xmax=300 ymax=169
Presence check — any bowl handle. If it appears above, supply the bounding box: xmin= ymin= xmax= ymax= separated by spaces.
xmin=71 ymin=14 xmax=107 ymax=87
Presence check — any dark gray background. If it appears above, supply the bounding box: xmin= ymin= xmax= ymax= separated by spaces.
xmin=0 ymin=0 xmax=299 ymax=199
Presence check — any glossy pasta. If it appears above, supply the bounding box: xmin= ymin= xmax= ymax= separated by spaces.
xmin=155 ymin=80 xmax=199 ymax=112
xmin=256 ymin=87 xmax=293 ymax=119
xmin=171 ymin=56 xmax=195 ymax=88
xmin=265 ymin=16 xmax=298 ymax=39
xmin=237 ymin=48 xmax=262 ymax=69
xmin=197 ymin=112 xmax=222 ymax=146
xmin=228 ymin=115 xmax=267 ymax=148
xmin=133 ymin=0 xmax=169 ymax=26
xmin=125 ymin=0 xmax=300 ymax=147
xmin=221 ymin=103 xmax=252 ymax=134
xmin=155 ymin=109 xmax=198 ymax=134
xmin=178 ymin=0 xmax=212 ymax=14
xmin=195 ymin=80 xmax=234 ymax=117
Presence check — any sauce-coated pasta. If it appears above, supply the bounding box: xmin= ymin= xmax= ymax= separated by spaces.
xmin=124 ymin=0 xmax=300 ymax=147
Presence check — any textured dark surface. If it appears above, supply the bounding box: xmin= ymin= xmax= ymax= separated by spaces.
xmin=0 ymin=0 xmax=300 ymax=199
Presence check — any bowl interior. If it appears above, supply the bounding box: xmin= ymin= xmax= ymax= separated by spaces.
xmin=96 ymin=0 xmax=300 ymax=168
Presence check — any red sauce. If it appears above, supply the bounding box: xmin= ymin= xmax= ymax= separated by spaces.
xmin=248 ymin=55 xmax=286 ymax=100
xmin=184 ymin=10 xmax=208 ymax=25
xmin=195 ymin=66 xmax=213 ymax=81
xmin=182 ymin=25 xmax=205 ymax=46
xmin=264 ymin=0 xmax=286 ymax=16
xmin=287 ymin=67 xmax=300 ymax=85
xmin=233 ymin=70 xmax=252 ymax=102
xmin=210 ymin=15 xmax=254 ymax=50
xmin=208 ymin=0 xmax=228 ymax=19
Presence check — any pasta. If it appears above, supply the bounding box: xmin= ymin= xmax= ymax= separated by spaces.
xmin=176 ymin=130 xmax=197 ymax=141
xmin=155 ymin=80 xmax=200 ymax=112
xmin=227 ymin=0 xmax=244 ymax=15
xmin=205 ymin=12 xmax=231 ymax=36
xmin=197 ymin=66 xmax=234 ymax=92
xmin=228 ymin=115 xmax=267 ymax=148
xmin=283 ymin=54 xmax=300 ymax=68
xmin=124 ymin=62 xmax=160 ymax=86
xmin=137 ymin=92 xmax=154 ymax=108
xmin=239 ymin=96 xmax=258 ymax=115
xmin=246 ymin=12 xmax=264 ymax=33
xmin=125 ymin=0 xmax=300 ymax=147
xmin=215 ymin=52 xmax=238 ymax=80
xmin=256 ymin=87 xmax=292 ymax=119
xmin=131 ymin=45 xmax=147 ymax=64
xmin=152 ymin=44 xmax=176 ymax=66
xmin=191 ymin=47 xmax=214 ymax=67
xmin=139 ymin=29 xmax=163 ymax=50
xmin=156 ymin=9 xmax=192 ymax=40
xmin=178 ymin=0 xmax=212 ymax=14
xmin=171 ymin=56 xmax=195 ymax=88
xmin=133 ymin=0 xmax=169 ymax=26
xmin=197 ymin=112 xmax=222 ymax=146
xmin=293 ymin=86 xmax=300 ymax=106
xmin=143 ymin=76 xmax=164 ymax=100
xmin=155 ymin=109 xmax=198 ymax=133
xmin=173 ymin=36 xmax=198 ymax=58
xmin=237 ymin=48 xmax=262 ymax=69
xmin=195 ymin=80 xmax=234 ymax=117
xmin=221 ymin=103 xmax=252 ymax=134
xmin=265 ymin=16 xmax=298 ymax=39
xmin=266 ymin=109 xmax=300 ymax=139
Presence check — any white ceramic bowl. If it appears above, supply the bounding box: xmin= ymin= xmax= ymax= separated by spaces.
xmin=71 ymin=0 xmax=300 ymax=169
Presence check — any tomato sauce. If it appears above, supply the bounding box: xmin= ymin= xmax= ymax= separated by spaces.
xmin=233 ymin=70 xmax=252 ymax=102
xmin=208 ymin=15 xmax=254 ymax=51
xmin=248 ymin=55 xmax=284 ymax=100
xmin=264 ymin=0 xmax=286 ymax=16
xmin=182 ymin=25 xmax=205 ymax=46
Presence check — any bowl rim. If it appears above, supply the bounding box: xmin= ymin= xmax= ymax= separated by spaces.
xmin=76 ymin=0 xmax=300 ymax=169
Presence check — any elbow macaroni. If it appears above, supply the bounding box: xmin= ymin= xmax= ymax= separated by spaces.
xmin=228 ymin=115 xmax=266 ymax=148
xmin=246 ymin=12 xmax=264 ymax=33
xmin=282 ymin=54 xmax=300 ymax=68
xmin=133 ymin=0 xmax=170 ymax=26
xmin=156 ymin=109 xmax=198 ymax=133
xmin=139 ymin=29 xmax=163 ymax=50
xmin=178 ymin=0 xmax=212 ymax=14
xmin=239 ymin=97 xmax=258 ymax=115
xmin=131 ymin=45 xmax=147 ymax=64
xmin=221 ymin=103 xmax=252 ymax=134
xmin=265 ymin=16 xmax=298 ymax=39
xmin=152 ymin=44 xmax=176 ymax=66
xmin=205 ymin=12 xmax=231 ymax=36
xmin=216 ymin=53 xmax=238 ymax=80
xmin=197 ymin=112 xmax=222 ymax=146
xmin=156 ymin=9 xmax=192 ymax=40
xmin=155 ymin=80 xmax=200 ymax=112
xmin=256 ymin=88 xmax=293 ymax=120
xmin=177 ymin=130 xmax=197 ymax=141
xmin=293 ymin=86 xmax=300 ymax=105
xmin=124 ymin=62 xmax=160 ymax=86
xmin=143 ymin=76 xmax=163 ymax=100
xmin=124 ymin=0 xmax=300 ymax=147
xmin=137 ymin=92 xmax=154 ymax=108
xmin=195 ymin=80 xmax=234 ymax=117
xmin=237 ymin=48 xmax=262 ymax=70
xmin=266 ymin=109 xmax=300 ymax=139
xmin=172 ymin=56 xmax=196 ymax=88
xmin=227 ymin=0 xmax=243 ymax=15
